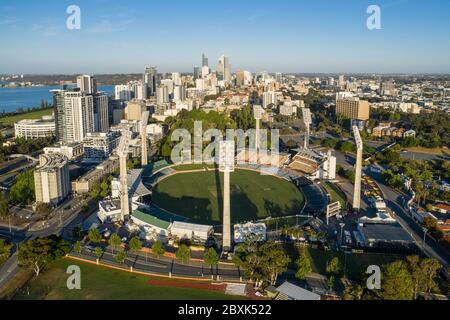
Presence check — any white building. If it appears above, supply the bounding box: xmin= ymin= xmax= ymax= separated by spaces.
xmin=115 ymin=84 xmax=132 ymax=101
xmin=262 ymin=91 xmax=277 ymax=108
xmin=14 ymin=116 xmax=56 ymax=139
xmin=76 ymin=75 xmax=96 ymax=94
xmin=83 ymin=131 xmax=120 ymax=163
xmin=170 ymin=221 xmax=213 ymax=242
xmin=44 ymin=142 xmax=84 ymax=160
xmin=234 ymin=222 xmax=267 ymax=243
xmin=64 ymin=91 xmax=95 ymax=143
xmin=34 ymin=153 xmax=71 ymax=206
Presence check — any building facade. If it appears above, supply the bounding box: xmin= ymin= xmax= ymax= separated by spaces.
xmin=14 ymin=116 xmax=56 ymax=139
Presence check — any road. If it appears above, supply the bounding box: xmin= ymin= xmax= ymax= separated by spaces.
xmin=0 ymin=196 xmax=85 ymax=291
xmin=365 ymin=168 xmax=450 ymax=267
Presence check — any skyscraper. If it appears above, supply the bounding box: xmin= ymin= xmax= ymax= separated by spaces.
xmin=93 ymin=92 xmax=109 ymax=133
xmin=217 ymin=55 xmax=231 ymax=83
xmin=156 ymin=85 xmax=170 ymax=104
xmin=52 ymin=89 xmax=67 ymax=143
xmin=77 ymin=75 xmax=97 ymax=94
xmin=202 ymin=53 xmax=209 ymax=67
xmin=143 ymin=67 xmax=158 ymax=99
xmin=64 ymin=91 xmax=94 ymax=143
xmin=193 ymin=65 xmax=200 ymax=80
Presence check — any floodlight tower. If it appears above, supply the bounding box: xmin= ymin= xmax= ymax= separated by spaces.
xmin=352 ymin=126 xmax=363 ymax=212
xmin=118 ymin=130 xmax=132 ymax=221
xmin=141 ymin=111 xmax=150 ymax=166
xmin=219 ymin=140 xmax=235 ymax=251
xmin=253 ymin=105 xmax=263 ymax=152
xmin=302 ymin=108 xmax=312 ymax=149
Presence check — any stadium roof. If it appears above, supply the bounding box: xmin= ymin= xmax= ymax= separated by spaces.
xmin=128 ymin=169 xmax=152 ymax=198
xmin=132 ymin=209 xmax=171 ymax=230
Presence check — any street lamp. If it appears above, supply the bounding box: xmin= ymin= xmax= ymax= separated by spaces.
xmin=339 ymin=223 xmax=345 ymax=248
xmin=422 ymin=227 xmax=428 ymax=251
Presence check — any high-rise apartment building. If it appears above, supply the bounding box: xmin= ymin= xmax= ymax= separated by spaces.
xmin=174 ymin=85 xmax=186 ymax=101
xmin=336 ymin=97 xmax=370 ymax=121
xmin=34 ymin=153 xmax=71 ymax=206
xmin=156 ymin=85 xmax=170 ymax=104
xmin=93 ymin=92 xmax=109 ymax=133
xmin=124 ymin=100 xmax=146 ymax=121
xmin=77 ymin=75 xmax=97 ymax=94
xmin=64 ymin=91 xmax=95 ymax=143
xmin=115 ymin=85 xmax=132 ymax=101
xmin=262 ymin=91 xmax=277 ymax=108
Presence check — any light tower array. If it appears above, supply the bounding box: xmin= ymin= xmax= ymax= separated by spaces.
xmin=141 ymin=111 xmax=150 ymax=166
xmin=219 ymin=140 xmax=235 ymax=251
xmin=253 ymin=105 xmax=263 ymax=153
xmin=352 ymin=126 xmax=363 ymax=212
xmin=302 ymin=108 xmax=312 ymax=150
xmin=118 ymin=130 xmax=132 ymax=221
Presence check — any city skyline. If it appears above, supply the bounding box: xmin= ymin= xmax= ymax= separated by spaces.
xmin=1 ymin=0 xmax=450 ymax=74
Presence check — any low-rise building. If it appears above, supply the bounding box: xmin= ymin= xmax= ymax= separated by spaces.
xmin=170 ymin=221 xmax=213 ymax=242
xmin=83 ymin=131 xmax=120 ymax=163
xmin=15 ymin=116 xmax=56 ymax=139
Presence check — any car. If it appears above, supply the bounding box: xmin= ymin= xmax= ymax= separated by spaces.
xmin=85 ymin=244 xmax=96 ymax=253
xmin=121 ymin=237 xmax=127 ymax=243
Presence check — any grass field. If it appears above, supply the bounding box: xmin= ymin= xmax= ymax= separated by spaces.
xmin=14 ymin=259 xmax=244 ymax=300
xmin=152 ymin=169 xmax=304 ymax=225
xmin=0 ymin=108 xmax=53 ymax=125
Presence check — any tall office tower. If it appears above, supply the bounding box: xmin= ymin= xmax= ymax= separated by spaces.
xmin=275 ymin=72 xmax=282 ymax=84
xmin=63 ymin=91 xmax=94 ymax=143
xmin=76 ymin=75 xmax=97 ymax=94
xmin=193 ymin=66 xmax=200 ymax=80
xmin=338 ymin=75 xmax=345 ymax=86
xmin=302 ymin=108 xmax=312 ymax=149
xmin=336 ymin=97 xmax=370 ymax=121
xmin=352 ymin=126 xmax=363 ymax=212
xmin=244 ymin=71 xmax=253 ymax=86
xmin=132 ymin=82 xmax=144 ymax=100
xmin=174 ymin=85 xmax=186 ymax=101
xmin=202 ymin=53 xmax=209 ymax=67
xmin=262 ymin=91 xmax=277 ymax=108
xmin=219 ymin=140 xmax=235 ymax=251
xmin=118 ymin=130 xmax=131 ymax=221
xmin=172 ymin=72 xmax=182 ymax=86
xmin=52 ymin=89 xmax=67 ymax=143
xmin=34 ymin=153 xmax=71 ymax=206
xmin=115 ymin=85 xmax=132 ymax=101
xmin=217 ymin=55 xmax=231 ymax=83
xmin=143 ymin=67 xmax=158 ymax=99
xmin=156 ymin=85 xmax=169 ymax=104
xmin=236 ymin=69 xmax=245 ymax=87
xmin=141 ymin=111 xmax=150 ymax=166
xmin=93 ymin=92 xmax=109 ymax=132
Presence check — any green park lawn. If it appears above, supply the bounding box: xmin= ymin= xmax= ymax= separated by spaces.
xmin=0 ymin=108 xmax=53 ymax=125
xmin=15 ymin=259 xmax=243 ymax=300
xmin=152 ymin=169 xmax=305 ymax=225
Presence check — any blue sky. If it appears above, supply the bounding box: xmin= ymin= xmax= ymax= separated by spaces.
xmin=0 ymin=0 xmax=449 ymax=74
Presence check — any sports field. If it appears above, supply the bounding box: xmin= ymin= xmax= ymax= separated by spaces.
xmin=152 ymin=169 xmax=304 ymax=225
xmin=14 ymin=259 xmax=244 ymax=300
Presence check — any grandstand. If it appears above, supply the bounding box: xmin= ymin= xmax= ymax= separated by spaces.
xmin=288 ymin=148 xmax=336 ymax=180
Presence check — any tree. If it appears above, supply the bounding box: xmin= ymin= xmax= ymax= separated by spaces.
xmin=295 ymin=252 xmax=312 ymax=280
xmin=73 ymin=241 xmax=82 ymax=254
xmin=109 ymin=233 xmax=121 ymax=254
xmin=129 ymin=236 xmax=142 ymax=254
xmin=407 ymin=256 xmax=440 ymax=299
xmin=35 ymin=203 xmax=52 ymax=215
xmin=9 ymin=171 xmax=35 ymax=205
xmin=0 ymin=193 xmax=9 ymax=219
xmin=176 ymin=244 xmax=190 ymax=264
xmin=326 ymin=257 xmax=342 ymax=277
xmin=0 ymin=239 xmax=12 ymax=264
xmin=18 ymin=236 xmax=70 ymax=276
xmin=115 ymin=250 xmax=126 ymax=264
xmin=72 ymin=225 xmax=82 ymax=240
xmin=95 ymin=247 xmax=103 ymax=259
xmin=204 ymin=248 xmax=219 ymax=267
xmin=343 ymin=285 xmax=364 ymax=300
xmin=88 ymin=228 xmax=102 ymax=244
xmin=380 ymin=261 xmax=414 ymax=300
xmin=151 ymin=240 xmax=166 ymax=258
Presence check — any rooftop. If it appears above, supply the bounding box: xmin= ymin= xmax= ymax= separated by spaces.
xmin=275 ymin=282 xmax=320 ymax=301
xmin=132 ymin=209 xmax=171 ymax=230
xmin=360 ymin=223 xmax=415 ymax=243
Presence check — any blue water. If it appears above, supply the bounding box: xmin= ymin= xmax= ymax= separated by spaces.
xmin=0 ymin=85 xmax=114 ymax=113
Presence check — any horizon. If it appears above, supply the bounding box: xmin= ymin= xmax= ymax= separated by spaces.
xmin=1 ymin=0 xmax=450 ymax=74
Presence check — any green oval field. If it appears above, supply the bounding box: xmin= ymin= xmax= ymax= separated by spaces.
xmin=152 ymin=169 xmax=304 ymax=225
